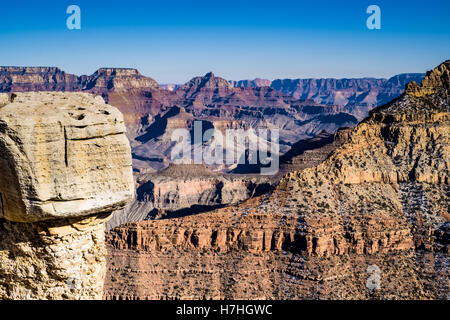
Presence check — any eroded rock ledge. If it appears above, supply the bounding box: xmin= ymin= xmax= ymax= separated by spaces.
xmin=105 ymin=61 xmax=449 ymax=300
xmin=0 ymin=92 xmax=134 ymax=300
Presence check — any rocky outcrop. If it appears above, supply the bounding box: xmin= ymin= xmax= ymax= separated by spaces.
xmin=0 ymin=92 xmax=134 ymax=299
xmin=278 ymin=128 xmax=351 ymax=174
xmin=0 ymin=67 xmax=359 ymax=173
xmin=85 ymin=68 xmax=159 ymax=94
xmin=0 ymin=67 xmax=159 ymax=95
xmin=105 ymin=61 xmax=449 ymax=300
xmin=0 ymin=93 xmax=8 ymax=107
xmin=130 ymin=73 xmax=359 ymax=173
xmin=106 ymin=165 xmax=274 ymax=230
xmin=108 ymin=128 xmax=349 ymax=230
xmin=0 ymin=214 xmax=111 ymax=300
xmin=0 ymin=67 xmax=85 ymax=92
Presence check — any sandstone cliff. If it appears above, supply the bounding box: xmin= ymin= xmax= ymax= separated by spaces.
xmin=106 ymin=165 xmax=275 ymax=230
xmin=0 ymin=92 xmax=133 ymax=299
xmin=0 ymin=67 xmax=84 ymax=92
xmin=0 ymin=66 xmax=421 ymax=178
xmin=0 ymin=67 xmax=159 ymax=94
xmin=105 ymin=61 xmax=449 ymax=300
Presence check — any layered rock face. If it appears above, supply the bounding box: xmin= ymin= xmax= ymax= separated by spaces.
xmin=230 ymin=78 xmax=272 ymax=88
xmin=105 ymin=62 xmax=449 ymax=300
xmin=0 ymin=92 xmax=134 ymax=299
xmin=0 ymin=67 xmax=84 ymax=92
xmin=270 ymin=73 xmax=425 ymax=111
xmin=0 ymin=67 xmax=428 ymax=231
xmin=108 ymin=129 xmax=349 ymax=230
xmin=86 ymin=68 xmax=159 ymax=95
xmin=278 ymin=128 xmax=351 ymax=174
xmin=107 ymin=165 xmax=275 ymax=230
xmin=0 ymin=67 xmax=159 ymax=94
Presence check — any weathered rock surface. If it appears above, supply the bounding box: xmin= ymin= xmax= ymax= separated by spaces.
xmin=105 ymin=61 xmax=449 ymax=300
xmin=0 ymin=214 xmax=111 ymax=299
xmin=0 ymin=67 xmax=85 ymax=92
xmin=0 ymin=92 xmax=134 ymax=222
xmin=107 ymin=128 xmax=350 ymax=230
xmin=0 ymin=93 xmax=9 ymax=107
xmin=230 ymin=78 xmax=272 ymax=88
xmin=106 ymin=165 xmax=275 ymax=230
xmin=129 ymin=72 xmax=359 ymax=173
xmin=86 ymin=68 xmax=159 ymax=94
xmin=0 ymin=92 xmax=134 ymax=299
xmin=0 ymin=67 xmax=159 ymax=94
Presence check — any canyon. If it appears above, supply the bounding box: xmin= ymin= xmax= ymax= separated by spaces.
xmin=0 ymin=63 xmax=445 ymax=301
xmin=0 ymin=66 xmax=423 ymax=227
xmin=0 ymin=66 xmax=423 ymax=173
xmin=105 ymin=61 xmax=449 ymax=300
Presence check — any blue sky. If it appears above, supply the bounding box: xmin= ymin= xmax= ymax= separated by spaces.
xmin=0 ymin=0 xmax=449 ymax=83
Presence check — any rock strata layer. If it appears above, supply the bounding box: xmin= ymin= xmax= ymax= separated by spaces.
xmin=105 ymin=61 xmax=449 ymax=300
xmin=107 ymin=165 xmax=275 ymax=230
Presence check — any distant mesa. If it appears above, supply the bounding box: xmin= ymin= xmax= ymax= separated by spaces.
xmin=0 ymin=66 xmax=159 ymax=93
xmin=230 ymin=78 xmax=272 ymax=88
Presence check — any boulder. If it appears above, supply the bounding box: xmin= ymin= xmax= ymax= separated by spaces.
xmin=0 ymin=92 xmax=134 ymax=222
xmin=0 ymin=92 xmax=134 ymax=299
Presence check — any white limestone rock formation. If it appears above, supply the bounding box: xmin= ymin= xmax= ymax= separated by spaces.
xmin=0 ymin=92 xmax=134 ymax=299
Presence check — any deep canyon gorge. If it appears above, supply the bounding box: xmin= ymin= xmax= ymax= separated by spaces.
xmin=0 ymin=61 xmax=447 ymax=300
